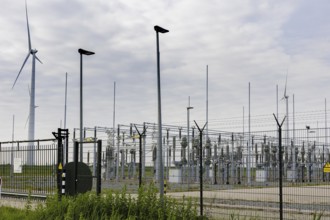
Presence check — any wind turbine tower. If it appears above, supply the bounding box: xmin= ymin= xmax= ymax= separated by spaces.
xmin=12 ymin=1 xmax=42 ymax=165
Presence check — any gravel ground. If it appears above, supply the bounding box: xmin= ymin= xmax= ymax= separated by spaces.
xmin=1 ymin=184 xmax=329 ymax=219
xmin=167 ymin=185 xmax=330 ymax=219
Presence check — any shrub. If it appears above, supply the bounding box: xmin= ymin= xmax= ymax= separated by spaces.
xmin=29 ymin=184 xmax=200 ymax=220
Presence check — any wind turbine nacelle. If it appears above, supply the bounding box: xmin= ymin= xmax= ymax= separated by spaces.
xmin=31 ymin=49 xmax=38 ymax=54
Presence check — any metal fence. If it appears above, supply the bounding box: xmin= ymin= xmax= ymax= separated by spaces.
xmin=1 ymin=124 xmax=330 ymax=219
xmin=72 ymin=123 xmax=330 ymax=220
xmin=0 ymin=139 xmax=58 ymax=197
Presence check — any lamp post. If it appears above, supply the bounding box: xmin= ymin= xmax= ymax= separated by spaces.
xmin=154 ymin=25 xmax=169 ymax=198
xmin=78 ymin=48 xmax=95 ymax=162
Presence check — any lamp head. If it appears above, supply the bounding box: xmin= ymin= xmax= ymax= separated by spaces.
xmin=78 ymin=48 xmax=95 ymax=55
xmin=154 ymin=25 xmax=169 ymax=33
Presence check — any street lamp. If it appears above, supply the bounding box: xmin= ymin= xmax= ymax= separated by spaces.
xmin=154 ymin=25 xmax=169 ymax=198
xmin=306 ymin=126 xmax=310 ymax=147
xmin=78 ymin=48 xmax=95 ymax=162
xmin=306 ymin=125 xmax=316 ymax=146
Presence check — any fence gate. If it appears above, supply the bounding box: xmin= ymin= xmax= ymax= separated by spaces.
xmin=0 ymin=128 xmax=68 ymax=198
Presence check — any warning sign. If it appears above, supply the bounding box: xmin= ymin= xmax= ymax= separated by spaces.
xmin=14 ymin=158 xmax=22 ymax=173
xmin=323 ymin=162 xmax=330 ymax=173
xmin=58 ymin=163 xmax=63 ymax=170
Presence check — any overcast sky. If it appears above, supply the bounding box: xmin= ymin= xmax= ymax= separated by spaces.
xmin=1 ymin=0 xmax=330 ymax=141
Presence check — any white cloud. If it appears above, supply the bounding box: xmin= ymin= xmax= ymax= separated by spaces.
xmin=0 ymin=0 xmax=329 ymax=141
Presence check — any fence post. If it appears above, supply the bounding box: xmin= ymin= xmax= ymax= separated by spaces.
xmin=96 ymin=140 xmax=102 ymax=195
xmin=199 ymin=128 xmax=203 ymax=216
xmin=65 ymin=129 xmax=69 ymax=165
xmin=57 ymin=128 xmax=63 ymax=200
xmin=62 ymin=169 xmax=66 ymax=196
xmin=134 ymin=124 xmax=147 ymax=187
xmin=274 ymin=114 xmax=285 ymax=220
xmin=0 ymin=177 xmax=2 ymax=199
xmin=194 ymin=121 xmax=207 ymax=217
xmin=74 ymin=141 xmax=79 ymax=195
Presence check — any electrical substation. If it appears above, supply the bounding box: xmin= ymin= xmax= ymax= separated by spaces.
xmin=72 ymin=121 xmax=330 ymax=187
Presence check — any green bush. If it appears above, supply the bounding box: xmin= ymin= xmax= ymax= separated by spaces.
xmin=27 ymin=184 xmax=200 ymax=220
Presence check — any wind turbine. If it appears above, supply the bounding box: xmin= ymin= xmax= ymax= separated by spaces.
xmin=12 ymin=1 xmax=42 ymax=165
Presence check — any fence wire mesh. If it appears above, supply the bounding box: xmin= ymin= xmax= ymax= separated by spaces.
xmin=0 ymin=139 xmax=57 ymax=196
xmin=1 ymin=123 xmax=329 ymax=219
xmin=69 ymin=123 xmax=330 ymax=219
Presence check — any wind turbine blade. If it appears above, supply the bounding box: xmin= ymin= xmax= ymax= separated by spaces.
xmin=25 ymin=0 xmax=32 ymax=51
xmin=35 ymin=55 xmax=43 ymax=64
xmin=283 ymin=72 xmax=288 ymax=98
xmin=25 ymin=114 xmax=29 ymax=129
xmin=12 ymin=52 xmax=31 ymax=89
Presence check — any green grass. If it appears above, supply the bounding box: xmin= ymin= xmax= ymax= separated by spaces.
xmin=0 ymin=184 xmax=201 ymax=220
xmin=0 ymin=164 xmax=55 ymax=176
xmin=0 ymin=192 xmax=325 ymax=220
xmin=0 ymin=164 xmax=56 ymax=192
xmin=0 ymin=206 xmax=27 ymax=220
xmin=312 ymin=212 xmax=324 ymax=220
